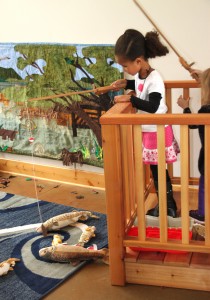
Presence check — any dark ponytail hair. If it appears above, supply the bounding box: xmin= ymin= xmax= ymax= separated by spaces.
xmin=115 ymin=29 xmax=169 ymax=61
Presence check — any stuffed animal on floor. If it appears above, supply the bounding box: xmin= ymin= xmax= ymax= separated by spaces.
xmin=193 ymin=223 xmax=205 ymax=238
xmin=39 ymin=244 xmax=109 ymax=266
xmin=77 ymin=226 xmax=96 ymax=247
xmin=52 ymin=234 xmax=64 ymax=246
xmin=36 ymin=210 xmax=99 ymax=236
xmin=0 ymin=258 xmax=20 ymax=276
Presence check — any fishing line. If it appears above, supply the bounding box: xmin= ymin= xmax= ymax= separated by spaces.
xmin=24 ymin=98 xmax=44 ymax=224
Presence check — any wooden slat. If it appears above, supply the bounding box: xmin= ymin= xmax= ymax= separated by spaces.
xmin=138 ymin=251 xmax=165 ymax=265
xmin=133 ymin=125 xmax=146 ymax=240
xmin=164 ymin=80 xmax=200 ymax=89
xmin=126 ymin=125 xmax=136 ymax=217
xmin=183 ymin=87 xmax=190 ymax=99
xmin=123 ymin=238 xmax=210 ymax=253
xmin=190 ymin=252 xmax=210 ymax=269
xmin=165 ymin=87 xmax=172 ymax=112
xmin=157 ymin=125 xmax=167 ymax=243
xmin=180 ymin=125 xmax=190 ymax=244
xmin=100 ymin=113 xmax=210 ymax=126
xmin=120 ymin=125 xmax=131 ymax=223
xmin=171 ymin=177 xmax=199 ymax=186
xmin=165 ymin=87 xmax=174 ymax=180
xmin=164 ymin=252 xmax=192 ymax=267
xmin=183 ymin=87 xmax=191 ymax=188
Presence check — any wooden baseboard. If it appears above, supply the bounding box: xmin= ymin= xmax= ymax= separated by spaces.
xmin=0 ymin=158 xmax=105 ymax=189
xmin=125 ymin=261 xmax=210 ymax=291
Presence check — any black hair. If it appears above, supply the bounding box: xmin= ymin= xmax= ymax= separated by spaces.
xmin=114 ymin=29 xmax=169 ymax=61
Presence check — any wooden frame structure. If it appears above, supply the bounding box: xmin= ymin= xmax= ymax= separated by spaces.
xmin=100 ymin=80 xmax=210 ymax=291
xmin=0 ymin=158 xmax=104 ymax=188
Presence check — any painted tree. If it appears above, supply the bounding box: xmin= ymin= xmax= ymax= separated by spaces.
xmin=4 ymin=44 xmax=122 ymax=147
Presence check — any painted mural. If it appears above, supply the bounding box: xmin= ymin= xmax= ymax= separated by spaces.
xmin=0 ymin=43 xmax=123 ymax=167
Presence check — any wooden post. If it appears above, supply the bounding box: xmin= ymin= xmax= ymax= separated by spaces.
xmin=101 ymin=124 xmax=125 ymax=286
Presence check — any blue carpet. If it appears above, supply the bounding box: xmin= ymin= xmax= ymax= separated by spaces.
xmin=0 ymin=191 xmax=108 ymax=300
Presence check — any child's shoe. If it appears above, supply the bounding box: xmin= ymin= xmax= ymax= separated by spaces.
xmin=189 ymin=210 xmax=205 ymax=224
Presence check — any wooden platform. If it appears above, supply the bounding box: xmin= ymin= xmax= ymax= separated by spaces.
xmin=124 ymin=231 xmax=210 ymax=291
xmin=122 ymin=189 xmax=210 ymax=291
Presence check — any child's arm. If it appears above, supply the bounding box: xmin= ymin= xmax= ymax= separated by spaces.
xmin=114 ymin=92 xmax=161 ymax=113
xmin=177 ymin=95 xmax=190 ymax=110
xmin=177 ymin=95 xmax=198 ymax=129
xmin=111 ymin=79 xmax=136 ymax=92
xmin=111 ymin=79 xmax=127 ymax=91
xmin=190 ymin=69 xmax=202 ymax=83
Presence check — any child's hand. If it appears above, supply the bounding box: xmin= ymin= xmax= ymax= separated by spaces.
xmin=177 ymin=95 xmax=190 ymax=109
xmin=190 ymin=69 xmax=202 ymax=83
xmin=111 ymin=79 xmax=127 ymax=91
xmin=114 ymin=94 xmax=131 ymax=103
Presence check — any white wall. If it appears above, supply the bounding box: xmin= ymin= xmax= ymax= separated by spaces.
xmin=2 ymin=0 xmax=210 ymax=80
xmin=2 ymin=0 xmax=210 ymax=177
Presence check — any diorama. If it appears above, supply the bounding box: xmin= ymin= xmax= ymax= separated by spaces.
xmin=0 ymin=43 xmax=122 ymax=168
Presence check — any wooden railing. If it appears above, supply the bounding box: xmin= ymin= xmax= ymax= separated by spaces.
xmin=165 ymin=80 xmax=200 ymax=185
xmin=100 ymin=80 xmax=210 ymax=286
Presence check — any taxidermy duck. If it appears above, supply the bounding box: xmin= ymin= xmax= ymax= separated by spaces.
xmin=39 ymin=244 xmax=109 ymax=266
xmin=0 ymin=258 xmax=20 ymax=276
xmin=36 ymin=210 xmax=99 ymax=236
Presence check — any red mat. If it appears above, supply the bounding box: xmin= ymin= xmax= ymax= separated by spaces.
xmin=127 ymin=226 xmax=192 ymax=253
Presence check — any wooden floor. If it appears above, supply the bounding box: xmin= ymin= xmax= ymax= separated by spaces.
xmin=1 ymin=172 xmax=210 ymax=300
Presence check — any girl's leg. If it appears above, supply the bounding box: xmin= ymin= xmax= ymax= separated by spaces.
xmin=189 ymin=175 xmax=205 ymax=223
xmin=150 ymin=165 xmax=171 ymax=182
xmin=198 ymin=175 xmax=204 ymax=215
xmin=147 ymin=165 xmax=177 ymax=217
xmin=147 ymin=165 xmax=159 ymax=217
